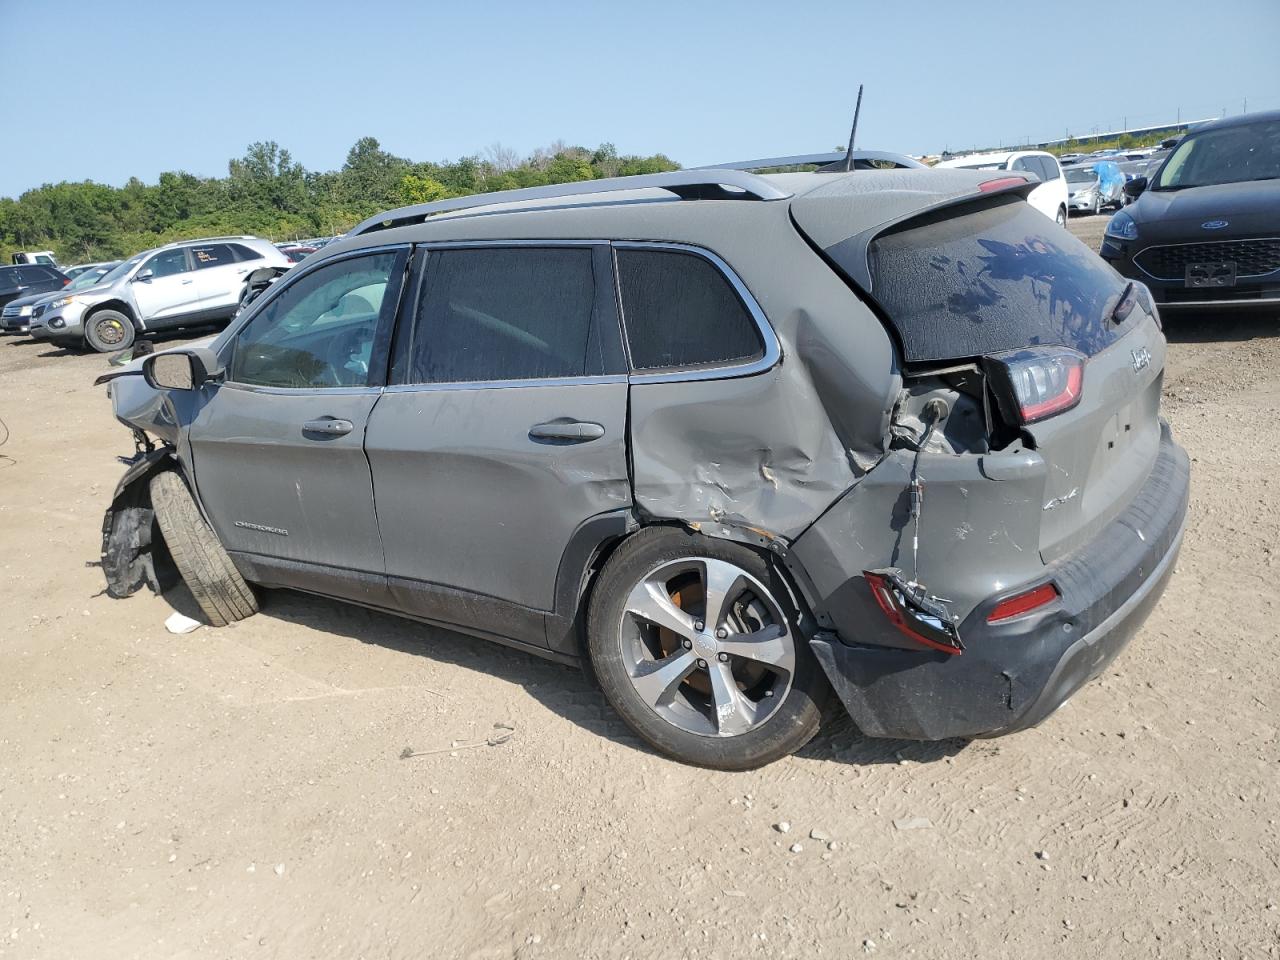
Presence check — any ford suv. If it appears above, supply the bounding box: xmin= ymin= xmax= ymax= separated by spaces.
xmin=32 ymin=236 xmax=289 ymax=351
xmin=96 ymin=167 xmax=1189 ymax=769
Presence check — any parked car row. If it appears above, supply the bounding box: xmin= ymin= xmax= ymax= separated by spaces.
xmin=2 ymin=236 xmax=290 ymax=351
xmin=1 ymin=261 xmax=118 ymax=333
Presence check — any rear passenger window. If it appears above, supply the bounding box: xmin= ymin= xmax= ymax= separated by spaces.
xmin=408 ymin=247 xmax=599 ymax=384
xmin=190 ymin=244 xmax=235 ymax=269
xmin=615 ymin=249 xmax=764 ymax=371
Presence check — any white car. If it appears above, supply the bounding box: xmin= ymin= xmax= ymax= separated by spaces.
xmin=30 ymin=236 xmax=289 ymax=352
xmin=934 ymin=150 xmax=1069 ymax=226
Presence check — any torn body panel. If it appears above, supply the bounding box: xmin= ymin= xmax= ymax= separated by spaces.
xmin=791 ymin=445 xmax=1049 ymax=647
xmin=803 ymin=424 xmax=1188 ymax=740
xmin=100 ymin=447 xmax=174 ymax=598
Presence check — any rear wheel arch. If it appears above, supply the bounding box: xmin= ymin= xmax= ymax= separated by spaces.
xmin=583 ymin=523 xmax=829 ymax=769
xmin=569 ymin=519 xmax=820 ymax=651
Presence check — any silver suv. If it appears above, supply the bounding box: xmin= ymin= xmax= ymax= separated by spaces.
xmin=32 ymin=236 xmax=288 ymax=352
xmin=97 ymin=168 xmax=1189 ymax=769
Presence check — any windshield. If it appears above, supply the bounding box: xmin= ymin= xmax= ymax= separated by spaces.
xmin=94 ymin=255 xmax=146 ymax=287
xmin=67 ymin=263 xmax=120 ymax=290
xmin=1065 ymin=168 xmax=1097 ymax=184
xmin=1155 ymin=118 xmax=1280 ymax=189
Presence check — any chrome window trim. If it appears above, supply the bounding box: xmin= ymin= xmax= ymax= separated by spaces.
xmin=416 ymin=239 xmax=609 ymax=250
xmin=611 ymin=241 xmax=782 ymax=384
xmin=383 ymin=373 xmax=629 ymax=394
xmin=220 ymin=382 xmax=384 ymax=398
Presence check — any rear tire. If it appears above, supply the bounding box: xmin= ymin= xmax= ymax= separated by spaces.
xmin=1055 ymin=206 xmax=1067 ymax=227
xmin=587 ymin=526 xmax=828 ymax=770
xmin=149 ymin=470 xmax=258 ymax=626
xmin=85 ymin=309 xmax=136 ymax=353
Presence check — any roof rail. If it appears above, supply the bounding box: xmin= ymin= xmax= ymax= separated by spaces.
xmin=350 ymin=169 xmax=791 ymax=236
xmin=162 ymin=235 xmax=257 ymax=247
xmin=699 ymin=150 xmax=925 ymax=171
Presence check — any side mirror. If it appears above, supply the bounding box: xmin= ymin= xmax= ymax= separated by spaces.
xmin=142 ymin=347 xmax=223 ymax=391
xmin=1123 ymin=176 xmax=1148 ymax=199
xmin=134 ymin=269 xmax=154 ymax=283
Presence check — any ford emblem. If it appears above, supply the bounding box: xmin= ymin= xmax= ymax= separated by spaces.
xmin=1201 ymin=220 xmax=1229 ymax=230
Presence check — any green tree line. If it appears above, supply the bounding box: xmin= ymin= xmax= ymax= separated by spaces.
xmin=0 ymin=138 xmax=680 ymax=265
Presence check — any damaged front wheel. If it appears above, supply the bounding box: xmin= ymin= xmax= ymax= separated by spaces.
xmin=149 ymin=470 xmax=258 ymax=627
xmin=587 ymin=526 xmax=828 ymax=770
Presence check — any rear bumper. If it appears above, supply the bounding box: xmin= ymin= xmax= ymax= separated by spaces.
xmin=811 ymin=421 xmax=1189 ymax=741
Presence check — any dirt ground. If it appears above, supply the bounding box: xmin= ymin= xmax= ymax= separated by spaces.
xmin=1 ymin=215 xmax=1277 ymax=960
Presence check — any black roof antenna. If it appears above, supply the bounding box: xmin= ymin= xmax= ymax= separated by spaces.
xmin=843 ymin=85 xmax=865 ymax=172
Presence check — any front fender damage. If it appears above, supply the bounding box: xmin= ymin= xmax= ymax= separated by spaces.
xmin=99 ymin=447 xmax=175 ymax=598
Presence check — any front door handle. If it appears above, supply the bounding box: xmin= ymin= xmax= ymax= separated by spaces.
xmin=529 ymin=419 xmax=606 ymax=443
xmin=302 ymin=417 xmax=354 ymax=437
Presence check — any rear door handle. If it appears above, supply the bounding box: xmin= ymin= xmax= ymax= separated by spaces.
xmin=302 ymin=418 xmax=354 ymax=437
xmin=181 ymin=279 xmax=194 ymax=285
xmin=528 ymin=419 xmax=606 ymax=443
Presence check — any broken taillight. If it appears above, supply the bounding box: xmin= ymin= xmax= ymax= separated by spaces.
xmin=984 ymin=347 xmax=1085 ymax=425
xmin=987 ymin=582 xmax=1059 ymax=623
xmin=864 ymin=568 xmax=964 ymax=655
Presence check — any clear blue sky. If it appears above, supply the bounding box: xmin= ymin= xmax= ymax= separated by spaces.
xmin=2 ymin=0 xmax=1277 ymax=198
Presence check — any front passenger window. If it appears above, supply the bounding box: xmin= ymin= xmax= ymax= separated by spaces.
xmin=145 ymin=249 xmax=190 ymax=278
xmin=229 ymin=251 xmax=403 ymax=389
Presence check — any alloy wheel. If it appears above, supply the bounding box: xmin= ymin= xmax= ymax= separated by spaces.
xmin=618 ymin=557 xmax=796 ymax=738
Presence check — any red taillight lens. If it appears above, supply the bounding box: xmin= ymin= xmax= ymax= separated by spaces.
xmin=979 ymin=176 xmax=1029 ymax=193
xmin=864 ymin=570 xmax=964 ymax=655
xmin=63 ymin=278 xmax=71 ymax=286
xmin=987 ymin=583 xmax=1059 ymax=623
xmin=986 ymin=347 xmax=1085 ymax=424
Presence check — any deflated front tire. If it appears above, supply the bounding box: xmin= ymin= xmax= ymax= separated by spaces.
xmin=149 ymin=470 xmax=258 ymax=627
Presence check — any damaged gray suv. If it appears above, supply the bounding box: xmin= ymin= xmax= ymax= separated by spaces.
xmin=98 ymin=165 xmax=1189 ymax=769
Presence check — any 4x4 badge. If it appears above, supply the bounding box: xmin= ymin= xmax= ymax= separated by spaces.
xmin=1131 ymin=346 xmax=1152 ymax=373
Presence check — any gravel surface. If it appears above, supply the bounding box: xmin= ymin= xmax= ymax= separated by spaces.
xmin=1 ymin=218 xmax=1276 ymax=959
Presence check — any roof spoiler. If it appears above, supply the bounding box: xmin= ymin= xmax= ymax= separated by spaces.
xmin=350 ymin=169 xmax=792 ymax=236
xmin=697 ymin=150 xmax=925 ymax=172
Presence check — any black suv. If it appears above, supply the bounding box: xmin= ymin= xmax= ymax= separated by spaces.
xmin=0 ymin=263 xmax=68 ymax=312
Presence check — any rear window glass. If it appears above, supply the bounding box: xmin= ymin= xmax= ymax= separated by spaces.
xmin=616 ymin=249 xmax=763 ymax=370
xmin=866 ymin=196 xmax=1128 ymax=363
